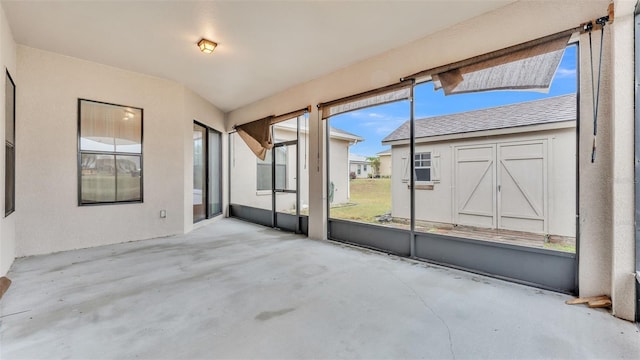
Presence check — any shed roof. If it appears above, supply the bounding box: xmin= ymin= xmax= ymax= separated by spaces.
xmin=382 ymin=93 xmax=576 ymax=143
xmin=349 ymin=154 xmax=370 ymax=163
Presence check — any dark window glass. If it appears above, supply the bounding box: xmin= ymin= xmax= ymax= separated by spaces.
xmin=193 ymin=122 xmax=223 ymax=223
xmin=193 ymin=124 xmax=207 ymax=222
xmin=415 ymin=152 xmax=431 ymax=181
xmin=208 ymin=129 xmax=222 ymax=216
xmin=5 ymin=71 xmax=15 ymax=216
xmin=415 ymin=168 xmax=431 ymax=182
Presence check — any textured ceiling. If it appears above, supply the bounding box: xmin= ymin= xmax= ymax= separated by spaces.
xmin=3 ymin=1 xmax=515 ymax=112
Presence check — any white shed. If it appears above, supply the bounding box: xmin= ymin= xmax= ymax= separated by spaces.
xmin=382 ymin=94 xmax=576 ymax=237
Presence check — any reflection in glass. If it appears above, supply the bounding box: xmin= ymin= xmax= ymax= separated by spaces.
xmin=78 ymin=99 xmax=143 ymax=204
xmin=116 ymin=155 xmax=141 ymax=201
xmin=209 ymin=129 xmax=222 ymax=216
xmin=193 ymin=124 xmax=207 ymax=222
xmin=5 ymin=71 xmax=15 ymax=216
xmin=80 ymin=101 xmax=142 ymax=154
xmin=81 ymin=154 xmax=116 ymax=202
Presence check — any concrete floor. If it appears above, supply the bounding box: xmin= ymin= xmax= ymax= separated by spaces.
xmin=1 ymin=218 xmax=638 ymax=359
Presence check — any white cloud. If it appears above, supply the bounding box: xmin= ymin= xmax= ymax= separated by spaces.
xmin=555 ymin=67 xmax=576 ymax=78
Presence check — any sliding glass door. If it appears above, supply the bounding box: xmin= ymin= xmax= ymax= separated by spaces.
xmin=193 ymin=121 xmax=222 ymax=223
xmin=209 ymin=129 xmax=222 ymax=215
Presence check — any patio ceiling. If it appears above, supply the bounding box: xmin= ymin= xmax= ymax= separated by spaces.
xmin=3 ymin=1 xmax=515 ymax=112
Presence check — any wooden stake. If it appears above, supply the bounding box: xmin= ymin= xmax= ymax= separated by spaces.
xmin=565 ymin=295 xmax=609 ymax=305
xmin=588 ymin=298 xmax=612 ymax=308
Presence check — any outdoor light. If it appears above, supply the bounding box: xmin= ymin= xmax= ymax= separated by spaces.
xmin=198 ymin=38 xmax=217 ymax=54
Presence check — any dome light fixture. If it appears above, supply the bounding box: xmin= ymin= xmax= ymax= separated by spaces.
xmin=198 ymin=38 xmax=217 ymax=54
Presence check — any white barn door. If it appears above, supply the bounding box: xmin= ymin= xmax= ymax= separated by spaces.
xmin=454 ymin=140 xmax=547 ymax=234
xmin=454 ymin=145 xmax=496 ymax=229
xmin=497 ymin=140 xmax=547 ymax=233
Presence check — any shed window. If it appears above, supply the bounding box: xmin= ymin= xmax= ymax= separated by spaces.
xmin=415 ymin=152 xmax=431 ymax=182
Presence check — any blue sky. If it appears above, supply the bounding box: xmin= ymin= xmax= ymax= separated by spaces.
xmin=330 ymin=45 xmax=577 ymax=157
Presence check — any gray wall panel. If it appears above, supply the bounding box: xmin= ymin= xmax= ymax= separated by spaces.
xmin=230 ymin=204 xmax=308 ymax=235
xmin=328 ymin=219 xmax=411 ymax=256
xmin=415 ymin=233 xmax=576 ymax=293
xmin=229 ymin=204 xmax=272 ymax=227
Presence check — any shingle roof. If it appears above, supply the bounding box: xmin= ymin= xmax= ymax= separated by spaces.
xmin=349 ymin=154 xmax=370 ymax=163
xmin=330 ymin=126 xmax=363 ymax=141
xmin=382 ymin=93 xmax=576 ymax=143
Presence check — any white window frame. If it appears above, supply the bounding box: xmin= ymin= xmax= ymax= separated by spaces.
xmin=414 ymin=152 xmax=432 ymax=183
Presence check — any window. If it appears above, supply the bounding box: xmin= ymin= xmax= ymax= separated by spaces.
xmin=5 ymin=71 xmax=15 ymax=216
xmin=364 ymin=164 xmax=368 ymax=171
xmin=78 ymin=99 xmax=142 ymax=205
xmin=257 ymin=146 xmax=286 ymax=191
xmin=357 ymin=164 xmax=361 ymax=175
xmin=193 ymin=122 xmax=222 ymax=222
xmin=415 ymin=152 xmax=431 ymax=182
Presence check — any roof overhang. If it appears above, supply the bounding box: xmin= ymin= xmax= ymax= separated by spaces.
xmin=383 ymin=119 xmax=576 ymax=146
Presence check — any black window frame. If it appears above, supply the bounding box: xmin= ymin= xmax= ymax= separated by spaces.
xmin=193 ymin=120 xmax=223 ymax=223
xmin=5 ymin=70 xmax=15 ymax=217
xmin=77 ymin=98 xmax=144 ymax=206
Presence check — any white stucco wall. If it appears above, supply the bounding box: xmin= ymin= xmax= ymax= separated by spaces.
xmin=578 ymin=18 xmax=614 ymax=311
xmin=15 ymin=46 xmax=225 ymax=257
xmin=608 ymin=0 xmax=636 ymax=321
xmin=226 ymin=1 xmax=635 ymax=319
xmin=390 ymin=126 xmax=577 ymax=237
xmin=0 ymin=4 xmax=16 ymax=276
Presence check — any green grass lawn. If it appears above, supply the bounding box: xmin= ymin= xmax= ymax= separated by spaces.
xmin=330 ymin=178 xmax=391 ymax=222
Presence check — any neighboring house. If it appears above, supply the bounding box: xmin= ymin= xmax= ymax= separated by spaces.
xmin=231 ymin=119 xmax=363 ymax=212
xmin=382 ymin=94 xmax=577 ymax=238
xmin=349 ymin=154 xmax=372 ymax=178
xmin=377 ymin=148 xmax=392 ymax=177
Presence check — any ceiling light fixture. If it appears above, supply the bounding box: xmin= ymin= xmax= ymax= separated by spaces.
xmin=198 ymin=38 xmax=217 ymax=54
